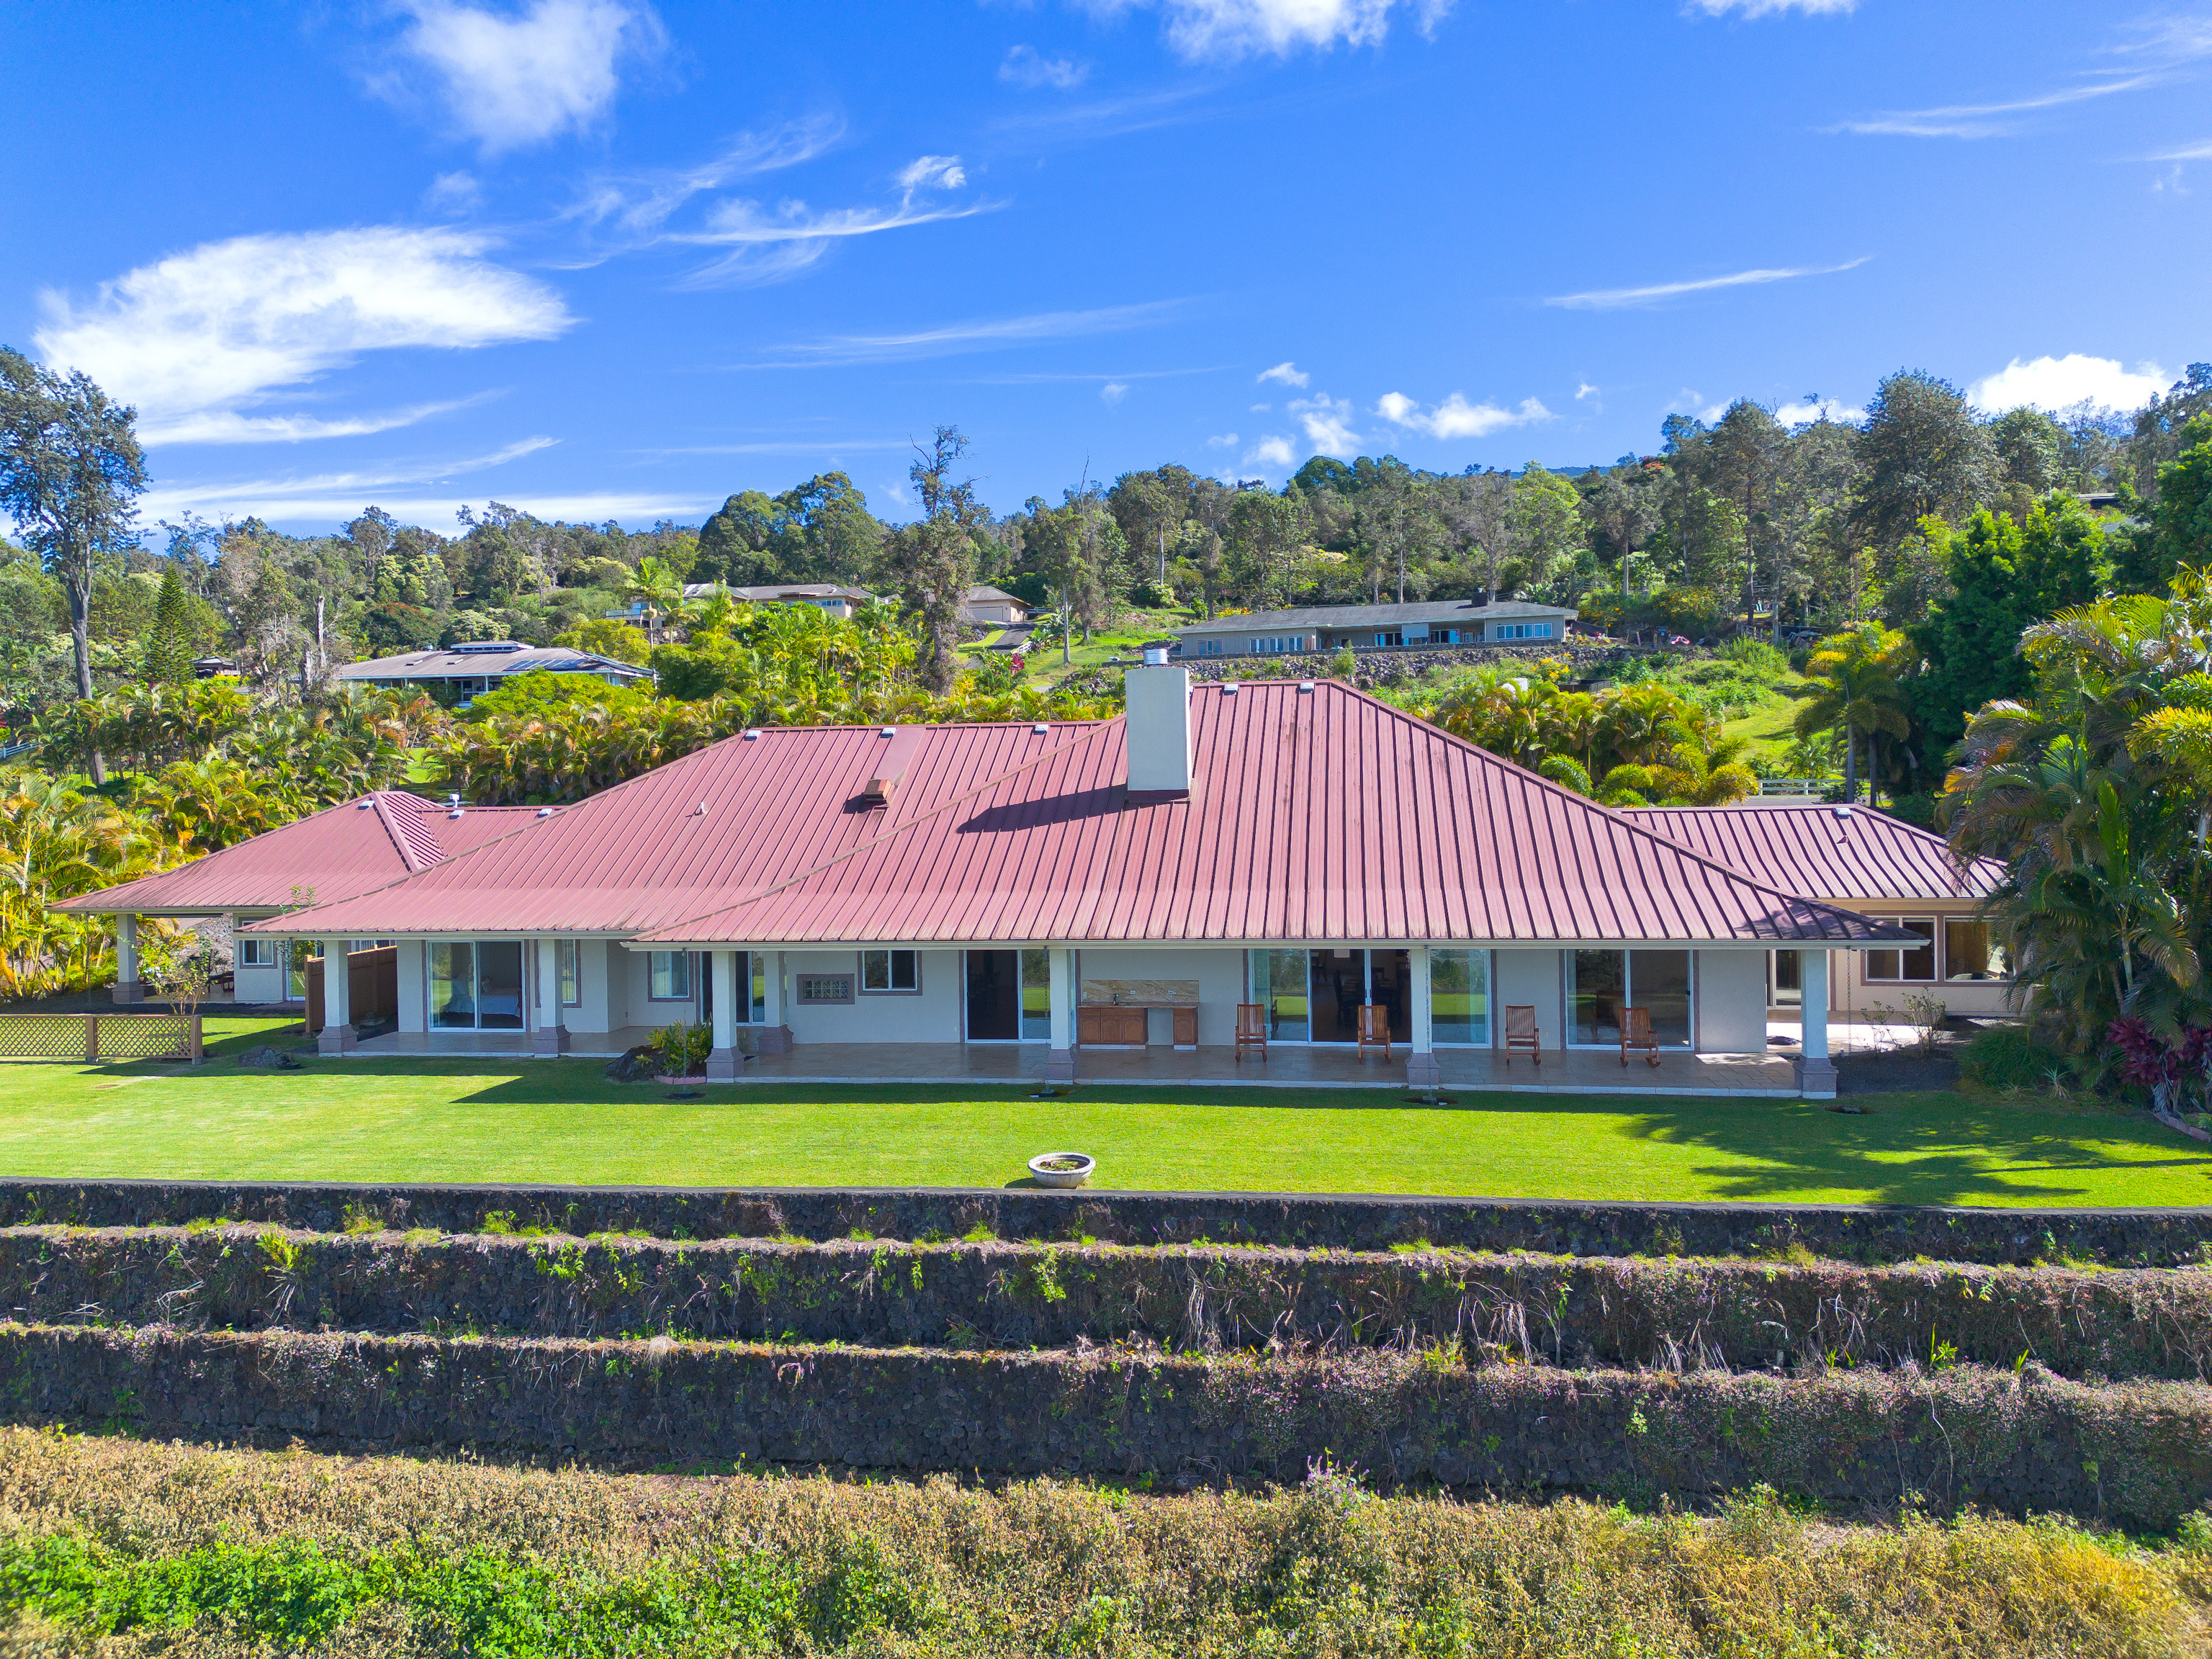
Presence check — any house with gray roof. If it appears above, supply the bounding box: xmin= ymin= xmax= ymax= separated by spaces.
xmin=337 ymin=642 xmax=647 ymax=705
xmin=1172 ymin=599 xmax=1578 ymax=659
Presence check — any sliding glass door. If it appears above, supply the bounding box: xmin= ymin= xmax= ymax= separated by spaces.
xmin=430 ymin=940 xmax=527 ymax=1030
xmin=1569 ymin=948 xmax=1692 ymax=1047
xmin=1246 ymin=949 xmax=1421 ymax=1044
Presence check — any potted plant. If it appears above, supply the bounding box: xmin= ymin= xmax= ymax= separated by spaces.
xmin=651 ymin=1021 xmax=712 ymax=1083
xmin=1027 ymin=1151 xmax=1095 ymax=1189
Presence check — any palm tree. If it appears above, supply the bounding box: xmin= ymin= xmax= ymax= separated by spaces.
xmin=1794 ymin=623 xmax=1911 ymax=806
xmin=624 ymin=557 xmax=686 ymax=643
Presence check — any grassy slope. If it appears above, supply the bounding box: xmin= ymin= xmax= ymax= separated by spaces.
xmin=1 ymin=1019 xmax=2205 ymax=1206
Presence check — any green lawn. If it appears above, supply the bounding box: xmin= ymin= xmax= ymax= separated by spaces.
xmin=0 ymin=1018 xmax=2206 ymax=1208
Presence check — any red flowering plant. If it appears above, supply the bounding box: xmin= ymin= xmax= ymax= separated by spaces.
xmin=2107 ymin=1017 xmax=2212 ymax=1118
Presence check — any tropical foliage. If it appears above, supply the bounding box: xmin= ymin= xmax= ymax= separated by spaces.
xmin=1943 ymin=572 xmax=2212 ymax=1071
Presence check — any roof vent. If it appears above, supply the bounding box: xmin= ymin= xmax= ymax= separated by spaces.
xmin=857 ymin=726 xmax=924 ymax=809
xmin=536 ymin=807 xmax=555 ymax=818
xmin=695 ymin=800 xmax=709 ymax=817
xmin=742 ymin=729 xmax=760 ymax=741
xmin=356 ymin=799 xmax=373 ymax=809
xmin=1298 ymin=680 xmax=1314 ymax=693
xmin=449 ymin=640 xmax=528 ymax=655
xmin=1833 ymin=804 xmax=1855 ymax=819
xmin=1142 ymin=644 xmax=1169 ymax=666
xmin=1033 ymin=722 xmax=1049 ymax=735
xmin=881 ymin=727 xmax=896 ymax=737
xmin=1220 ymin=682 xmax=1239 ymax=695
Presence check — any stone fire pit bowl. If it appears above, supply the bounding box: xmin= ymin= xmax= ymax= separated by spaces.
xmin=1027 ymin=1151 xmax=1095 ymax=1189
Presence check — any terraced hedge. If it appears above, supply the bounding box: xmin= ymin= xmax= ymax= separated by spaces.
xmin=6 ymin=1226 xmax=2209 ymax=1381
xmin=6 ymin=1178 xmax=2212 ymax=1265
xmin=4 ymin=1324 xmax=2210 ymax=1524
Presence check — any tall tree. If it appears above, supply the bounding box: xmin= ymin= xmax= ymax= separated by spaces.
xmin=1795 ymin=624 xmax=1912 ymax=807
xmin=1582 ymin=466 xmax=1660 ymax=596
xmin=1435 ymin=469 xmax=1515 ymax=602
xmin=0 ymin=348 xmax=147 ymax=783
xmin=144 ymin=564 xmax=195 ymax=687
xmin=2153 ymin=415 xmax=2212 ymax=581
xmin=1504 ymin=464 xmax=1581 ymax=600
xmin=884 ymin=426 xmax=982 ymax=693
xmin=1851 ymin=369 xmax=1997 ymax=550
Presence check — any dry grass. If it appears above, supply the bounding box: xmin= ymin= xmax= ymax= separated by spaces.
xmin=0 ymin=1429 xmax=2206 ymax=1656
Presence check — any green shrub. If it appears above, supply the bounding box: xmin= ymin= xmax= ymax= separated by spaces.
xmin=1716 ymin=637 xmax=1789 ymax=675
xmin=1959 ymin=1023 xmax=2073 ymax=1091
xmin=650 ymin=1022 xmax=714 ymax=1077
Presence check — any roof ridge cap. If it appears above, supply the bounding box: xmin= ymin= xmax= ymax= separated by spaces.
xmin=369 ymin=791 xmax=433 ymax=873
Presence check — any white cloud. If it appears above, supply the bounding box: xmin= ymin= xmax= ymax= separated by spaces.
xmin=896 ymin=154 xmax=968 ymax=190
xmin=1207 ymin=432 xmax=1240 ymax=448
xmin=145 ymin=400 xmax=485 ymax=447
xmin=1256 ymin=360 xmax=1309 ymax=387
xmin=1574 ymin=380 xmax=1599 ymax=401
xmin=2150 ymin=140 xmax=2212 ymax=161
xmin=999 ymin=44 xmax=1089 ymax=88
xmin=1774 ymin=396 xmax=1864 ymax=426
xmin=1968 ymin=354 xmax=2170 ymax=415
xmin=387 ymin=0 xmax=666 ymax=153
xmin=423 ymin=171 xmax=482 ymax=215
xmin=35 ymin=228 xmax=572 ymax=445
xmin=1249 ymin=402 xmax=1272 ymax=411
xmin=1243 ymin=434 xmax=1296 ymax=469
xmin=568 ymin=117 xmax=847 ymax=245
xmin=743 ymin=300 xmax=1187 ymax=367
xmin=1375 ymin=390 xmax=1552 ymax=439
xmin=1547 ymin=257 xmax=1869 ymax=309
xmin=1833 ymin=73 xmax=2161 ymax=139
xmin=138 ymin=437 xmax=561 ymax=521
xmin=1097 ymin=0 xmax=1454 ymax=60
xmin=1673 ymin=390 xmax=1729 ymax=423
xmin=1290 ymin=392 xmax=1359 ymax=454
xmin=1686 ymin=0 xmax=1853 ymax=15
xmin=1101 ymin=381 xmax=1129 ymax=404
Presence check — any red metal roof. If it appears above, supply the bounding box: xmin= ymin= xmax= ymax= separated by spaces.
xmin=249 ymin=681 xmax=1905 ymax=947
xmin=1617 ymin=804 xmax=2003 ymax=905
xmin=56 ymin=792 xmax=543 ymax=916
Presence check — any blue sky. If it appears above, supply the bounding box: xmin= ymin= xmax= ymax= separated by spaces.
xmin=4 ymin=0 xmax=2208 ymax=533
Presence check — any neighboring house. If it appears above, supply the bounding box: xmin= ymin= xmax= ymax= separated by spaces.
xmin=62 ymin=665 xmax=1911 ymax=1098
xmin=961 ymin=585 xmax=1032 ymax=626
xmin=606 ymin=585 xmax=875 ymax=628
xmin=337 ymin=642 xmax=647 ymax=705
xmin=1174 ymin=600 xmax=1578 ymax=658
xmin=1618 ymin=804 xmax=2010 ymax=1020
xmin=53 ymin=791 xmax=544 ymax=1006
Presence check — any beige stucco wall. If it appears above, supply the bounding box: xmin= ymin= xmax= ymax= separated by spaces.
xmin=1694 ymin=950 xmax=1769 ymax=1053
xmin=1492 ymin=949 xmax=1563 ymax=1052
xmin=781 ymin=949 xmax=963 ymax=1044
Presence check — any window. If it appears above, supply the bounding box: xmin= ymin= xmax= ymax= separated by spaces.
xmin=1020 ymin=947 xmax=1051 ymax=1040
xmin=1491 ymin=621 xmax=1555 ymax=642
xmin=1429 ymin=950 xmax=1489 ymax=1045
xmin=431 ymin=942 xmax=475 ymax=1028
xmin=1569 ymin=949 xmax=1692 ymax=1046
xmin=557 ymin=939 xmax=580 ymax=1007
xmin=1372 ymin=631 xmax=1403 ymax=647
xmin=797 ymin=973 xmax=853 ymax=1004
xmin=1866 ymin=920 xmax=1937 ymax=982
xmin=287 ymin=939 xmax=323 ymax=1002
xmin=743 ymin=950 xmax=769 ymax=1022
xmin=649 ymin=950 xmax=692 ymax=1000
xmin=861 ymin=949 xmax=920 ymax=993
xmin=1249 ymin=949 xmax=1309 ymax=1042
xmin=240 ymin=938 xmax=279 ymax=968
xmin=1943 ymin=920 xmax=2010 ymax=981
xmin=432 ymin=940 xmax=524 ymax=1029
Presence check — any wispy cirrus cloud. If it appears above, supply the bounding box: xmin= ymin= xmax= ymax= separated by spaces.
xmin=734 ymin=300 xmax=1192 ymax=367
xmin=567 ymin=117 xmax=847 ymax=246
xmin=1545 ymin=257 xmax=1869 ymax=310
xmin=1686 ymin=0 xmax=1853 ymax=16
xmin=138 ymin=436 xmax=559 ymax=520
xmin=999 ymin=44 xmax=1089 ymax=88
xmin=1831 ymin=72 xmax=2162 ymax=138
xmin=377 ymin=0 xmax=668 ymax=153
xmin=35 ymin=227 xmax=572 ymax=446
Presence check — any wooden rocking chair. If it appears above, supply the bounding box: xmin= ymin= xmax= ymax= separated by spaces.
xmin=1620 ymin=1006 xmax=1662 ymax=1069
xmin=1235 ymin=1002 xmax=1267 ymax=1061
xmin=1357 ymin=1003 xmax=1391 ymax=1059
xmin=1502 ymin=1004 xmax=1541 ymax=1067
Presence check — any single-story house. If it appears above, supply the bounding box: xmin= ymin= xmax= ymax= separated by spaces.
xmin=62 ymin=662 xmax=1917 ymax=1098
xmin=1174 ymin=601 xmax=1578 ymax=659
xmin=338 ymin=642 xmax=647 ymax=705
xmin=55 ymin=791 xmax=544 ymax=1004
xmin=961 ymin=585 xmax=1032 ymax=626
xmin=1619 ymin=804 xmax=2009 ymax=1021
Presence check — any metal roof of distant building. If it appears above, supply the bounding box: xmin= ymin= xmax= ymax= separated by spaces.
xmin=965 ymin=585 xmax=1024 ymax=603
xmin=683 ymin=583 xmax=873 ymax=601
xmin=1173 ymin=599 xmax=1577 ymax=634
xmin=251 ymin=681 xmax=1906 ymax=948
xmin=336 ymin=644 xmax=646 ymax=680
xmin=1617 ymin=804 xmax=2005 ymax=904
xmin=56 ymin=792 xmax=545 ymax=917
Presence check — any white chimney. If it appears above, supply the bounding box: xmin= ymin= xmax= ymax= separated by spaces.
xmin=1124 ymin=660 xmax=1192 ymax=795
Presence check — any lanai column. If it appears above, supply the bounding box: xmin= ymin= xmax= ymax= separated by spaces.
xmin=318 ymin=937 xmax=355 ymax=1055
xmin=534 ymin=939 xmax=568 ymax=1056
xmin=1406 ymin=945 xmax=1439 ymax=1089
xmin=112 ymin=914 xmax=143 ymax=1003
xmin=1046 ymin=946 xmax=1076 ymax=1085
xmin=707 ymin=950 xmax=740 ymax=1080
xmin=756 ymin=949 xmax=791 ymax=1054
xmin=1794 ymin=948 xmax=1835 ymax=1098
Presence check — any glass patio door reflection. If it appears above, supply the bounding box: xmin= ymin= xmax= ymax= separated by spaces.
xmin=430 ymin=940 xmax=526 ymax=1030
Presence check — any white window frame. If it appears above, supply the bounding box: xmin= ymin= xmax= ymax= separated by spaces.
xmin=240 ymin=937 xmax=280 ymax=969
xmin=648 ymin=950 xmax=693 ymax=1002
xmin=557 ymin=938 xmax=581 ymax=1007
xmin=860 ymin=948 xmax=921 ymax=994
xmin=1864 ymin=918 xmax=1939 ymax=984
